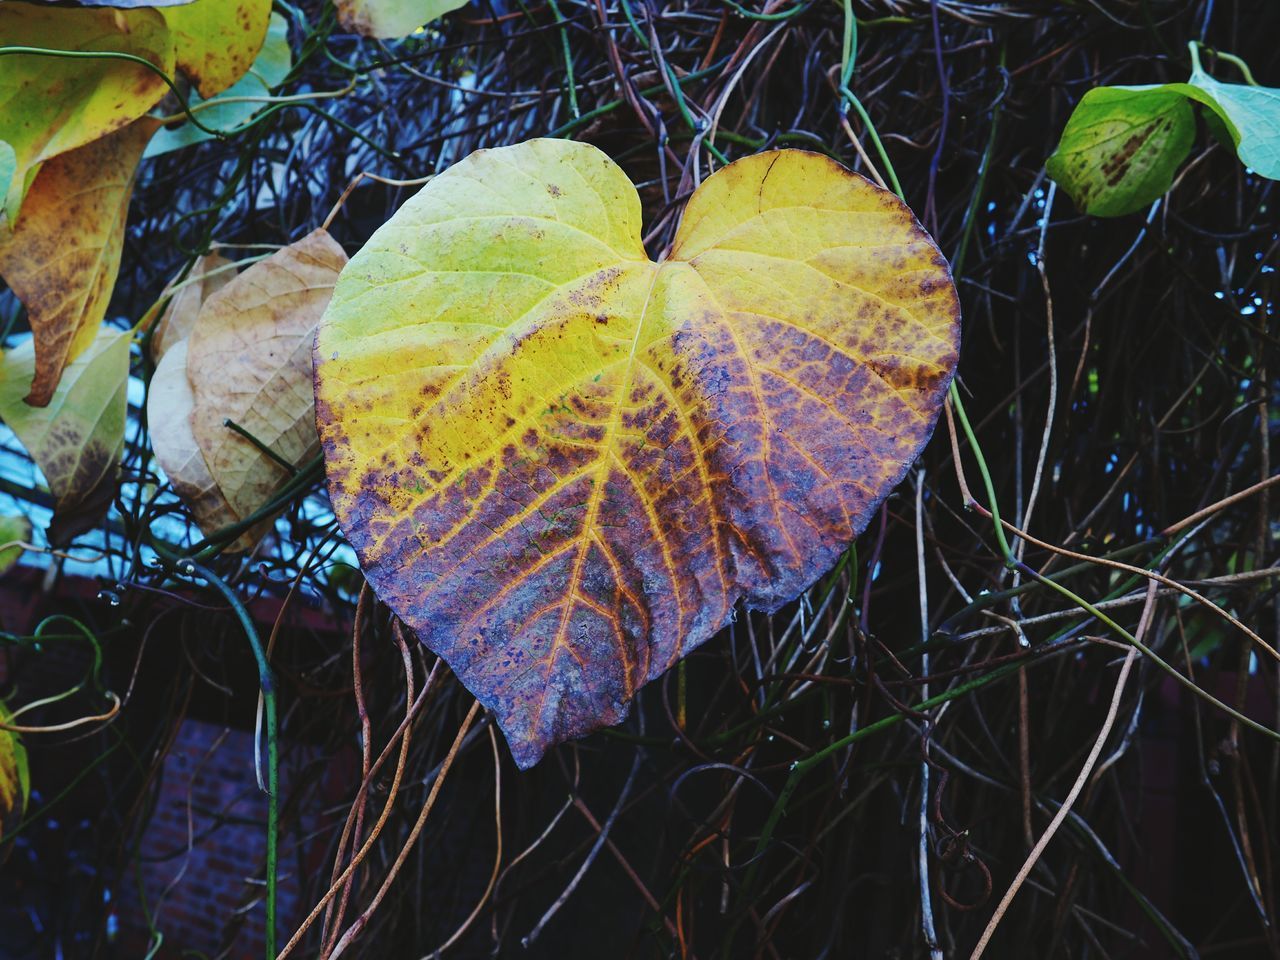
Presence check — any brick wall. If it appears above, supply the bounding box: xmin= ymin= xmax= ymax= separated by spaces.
xmin=111 ymin=718 xmax=322 ymax=959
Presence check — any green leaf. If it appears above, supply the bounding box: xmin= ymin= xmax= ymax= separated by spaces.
xmin=0 ymin=326 xmax=132 ymax=546
xmin=0 ymin=4 xmax=174 ymax=222
xmin=1183 ymin=68 xmax=1280 ymax=179
xmin=0 ymin=514 xmax=31 ymax=576
xmin=335 ymin=0 xmax=469 ymax=39
xmin=1046 ymin=86 xmax=1195 ymax=217
xmin=146 ymin=12 xmax=292 ymax=158
xmin=1048 ymin=48 xmax=1280 ymax=217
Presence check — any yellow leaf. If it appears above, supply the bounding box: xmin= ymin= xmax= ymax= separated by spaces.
xmin=151 ymin=253 xmax=237 ymax=363
xmin=186 ymin=229 xmax=346 ymax=527
xmin=0 ymin=514 xmax=31 ymax=576
xmin=0 ymin=4 xmax=173 ymax=222
xmin=315 ymin=140 xmax=960 ymax=768
xmin=0 ymin=118 xmax=157 ymax=406
xmin=0 ymin=699 xmax=29 ymax=861
xmin=335 ymin=0 xmax=469 ymax=39
xmin=161 ymin=0 xmax=273 ymax=99
xmin=0 ymin=325 xmax=132 ymax=546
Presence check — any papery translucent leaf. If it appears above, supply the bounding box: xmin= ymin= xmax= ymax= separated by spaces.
xmin=185 ymin=229 xmax=346 ymax=529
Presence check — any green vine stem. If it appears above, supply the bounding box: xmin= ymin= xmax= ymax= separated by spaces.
xmin=184 ymin=561 xmax=279 ymax=959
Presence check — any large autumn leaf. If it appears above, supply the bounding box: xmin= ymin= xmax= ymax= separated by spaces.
xmin=185 ymin=229 xmax=346 ymax=527
xmin=0 ymin=119 xmax=156 ymax=406
xmin=160 ymin=0 xmax=273 ymax=99
xmin=0 ymin=3 xmax=173 ymax=222
xmin=0 ymin=326 xmax=132 ymax=546
xmin=315 ymin=140 xmax=960 ymax=768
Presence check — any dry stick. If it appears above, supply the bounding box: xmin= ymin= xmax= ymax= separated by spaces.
xmin=321 ymin=598 xmax=414 ymax=957
xmin=0 ymin=692 xmax=120 ymax=733
xmin=1000 ymin=516 xmax=1280 ymax=665
xmin=523 ymin=750 xmax=644 ymax=947
xmin=953 ymin=567 xmax=1280 ymax=641
xmin=326 ymin=701 xmax=482 ymax=960
xmin=570 ymin=793 xmax=681 ymax=942
xmin=421 ymin=725 xmax=503 ymax=959
xmin=321 ymin=171 xmax=434 ymax=232
xmin=277 ymin=663 xmax=441 ymax=960
xmin=1162 ymin=472 xmax=1280 ymax=537
xmin=914 ymin=472 xmax=943 ymax=960
xmin=969 ymin=584 xmax=1153 ymax=959
xmin=319 ymin=587 xmax=375 ymax=952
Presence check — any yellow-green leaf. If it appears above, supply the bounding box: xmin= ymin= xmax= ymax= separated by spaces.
xmin=150 ymin=252 xmax=237 ymax=363
xmin=0 ymin=514 xmax=31 ymax=576
xmin=0 ymin=325 xmax=132 ymax=546
xmin=335 ymin=0 xmax=469 ymax=39
xmin=186 ymin=229 xmax=346 ymax=527
xmin=315 ymin=140 xmax=960 ymax=768
xmin=1046 ymin=86 xmax=1195 ymax=217
xmin=0 ymin=698 xmax=29 ymax=860
xmin=161 ymin=0 xmax=273 ymax=99
xmin=0 ymin=118 xmax=156 ymax=406
xmin=0 ymin=4 xmax=173 ymax=222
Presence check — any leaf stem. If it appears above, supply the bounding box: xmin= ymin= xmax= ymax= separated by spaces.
xmin=0 ymin=47 xmax=223 ymax=137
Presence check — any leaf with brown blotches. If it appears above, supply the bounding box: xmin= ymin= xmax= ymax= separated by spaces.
xmin=185 ymin=229 xmax=346 ymax=528
xmin=0 ymin=119 xmax=157 ymax=407
xmin=0 ymin=326 xmax=132 ymax=547
xmin=161 ymin=0 xmax=273 ymax=99
xmin=335 ymin=0 xmax=468 ymax=39
xmin=0 ymin=4 xmax=173 ymax=222
xmin=151 ymin=253 xmax=237 ymax=363
xmin=315 ymin=140 xmax=960 ymax=768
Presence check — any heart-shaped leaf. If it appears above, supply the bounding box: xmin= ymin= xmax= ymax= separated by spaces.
xmin=315 ymin=139 xmax=960 ymax=768
xmin=0 ymin=4 xmax=173 ymax=222
xmin=0 ymin=118 xmax=157 ymax=406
